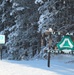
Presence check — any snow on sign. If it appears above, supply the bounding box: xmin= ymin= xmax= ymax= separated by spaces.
xmin=0 ymin=35 xmax=5 ymax=44
xmin=57 ymin=35 xmax=74 ymax=50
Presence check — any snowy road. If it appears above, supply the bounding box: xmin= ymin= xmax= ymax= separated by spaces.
xmin=0 ymin=60 xmax=59 ymax=75
xmin=0 ymin=54 xmax=74 ymax=75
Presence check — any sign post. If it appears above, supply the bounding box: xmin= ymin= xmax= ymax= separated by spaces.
xmin=0 ymin=45 xmax=2 ymax=60
xmin=48 ymin=38 xmax=52 ymax=67
xmin=0 ymin=35 xmax=5 ymax=60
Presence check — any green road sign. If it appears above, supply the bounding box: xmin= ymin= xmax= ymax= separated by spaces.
xmin=57 ymin=35 xmax=74 ymax=50
xmin=0 ymin=35 xmax=5 ymax=44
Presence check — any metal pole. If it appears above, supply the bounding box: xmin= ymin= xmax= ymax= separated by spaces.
xmin=48 ymin=50 xmax=50 ymax=67
xmin=47 ymin=28 xmax=53 ymax=67
xmin=0 ymin=45 xmax=2 ymax=60
xmin=1 ymin=49 xmax=2 ymax=60
xmin=48 ymin=32 xmax=52 ymax=67
xmin=72 ymin=51 xmax=74 ymax=55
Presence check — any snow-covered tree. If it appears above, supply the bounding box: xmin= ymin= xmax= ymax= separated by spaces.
xmin=35 ymin=0 xmax=74 ymax=33
xmin=0 ymin=0 xmax=40 ymax=60
xmin=0 ymin=0 xmax=15 ymax=58
xmin=35 ymin=0 xmax=74 ymax=58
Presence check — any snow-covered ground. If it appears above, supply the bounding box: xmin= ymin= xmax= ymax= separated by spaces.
xmin=0 ymin=54 xmax=74 ymax=75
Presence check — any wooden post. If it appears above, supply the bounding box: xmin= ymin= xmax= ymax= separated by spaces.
xmin=1 ymin=49 xmax=2 ymax=60
xmin=48 ymin=50 xmax=50 ymax=67
xmin=0 ymin=45 xmax=2 ymax=60
xmin=48 ymin=32 xmax=52 ymax=67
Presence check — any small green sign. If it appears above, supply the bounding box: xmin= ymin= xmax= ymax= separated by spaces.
xmin=57 ymin=35 xmax=74 ymax=50
xmin=0 ymin=35 xmax=5 ymax=44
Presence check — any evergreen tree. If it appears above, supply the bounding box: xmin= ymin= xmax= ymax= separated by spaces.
xmin=0 ymin=0 xmax=15 ymax=58
xmin=0 ymin=0 xmax=39 ymax=60
xmin=35 ymin=0 xmax=74 ymax=58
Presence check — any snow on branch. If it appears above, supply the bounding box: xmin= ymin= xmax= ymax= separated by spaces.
xmin=10 ymin=7 xmax=24 ymax=16
xmin=35 ymin=0 xmax=44 ymax=4
xmin=12 ymin=3 xmax=19 ymax=8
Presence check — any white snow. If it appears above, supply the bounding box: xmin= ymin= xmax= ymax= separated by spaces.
xmin=16 ymin=7 xmax=24 ymax=11
xmin=10 ymin=7 xmax=24 ymax=16
xmin=12 ymin=3 xmax=19 ymax=8
xmin=35 ymin=0 xmax=44 ymax=4
xmin=2 ymin=13 xmax=6 ymax=23
xmin=9 ymin=25 xmax=16 ymax=31
xmin=0 ymin=54 xmax=74 ymax=75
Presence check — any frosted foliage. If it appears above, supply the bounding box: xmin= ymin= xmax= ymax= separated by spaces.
xmin=0 ymin=27 xmax=9 ymax=35
xmin=6 ymin=0 xmax=12 ymax=2
xmin=10 ymin=0 xmax=12 ymax=2
xmin=8 ymin=31 xmax=18 ymax=38
xmin=12 ymin=3 xmax=19 ymax=8
xmin=40 ymin=46 xmax=49 ymax=58
xmin=6 ymin=0 xmax=9 ymax=1
xmin=9 ymin=10 xmax=13 ymax=16
xmin=8 ymin=47 xmax=16 ymax=54
xmin=1 ymin=1 xmax=5 ymax=7
xmin=37 ymin=0 xmax=64 ymax=33
xmin=10 ymin=2 xmax=24 ymax=16
xmin=10 ymin=7 xmax=24 ymax=16
xmin=9 ymin=25 xmax=16 ymax=31
xmin=0 ymin=0 xmax=40 ymax=60
xmin=2 ymin=13 xmax=6 ymax=23
xmin=16 ymin=7 xmax=24 ymax=11
xmin=35 ymin=0 xmax=44 ymax=4
xmin=38 ymin=9 xmax=54 ymax=33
